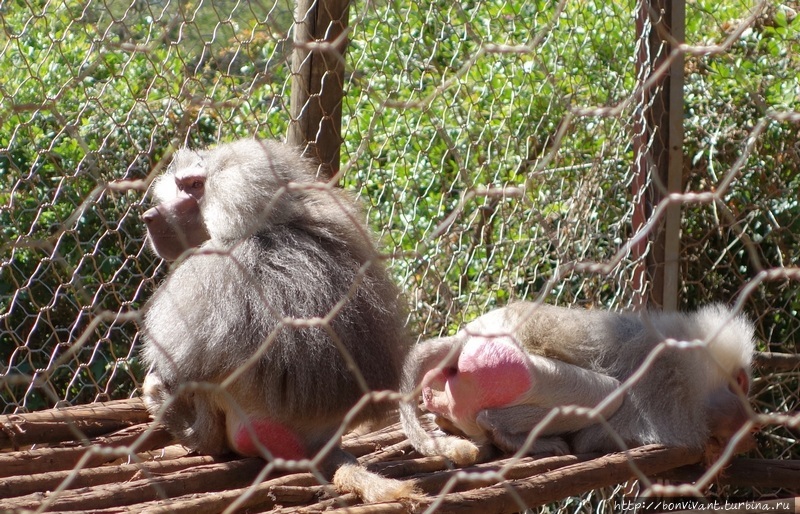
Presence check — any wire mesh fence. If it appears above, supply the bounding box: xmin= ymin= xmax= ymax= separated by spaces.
xmin=1 ymin=0 xmax=798 ymax=511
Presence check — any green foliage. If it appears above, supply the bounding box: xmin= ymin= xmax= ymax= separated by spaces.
xmin=344 ymin=0 xmax=640 ymax=329
xmin=0 ymin=0 xmax=798 ymax=420
xmin=681 ymin=2 xmax=800 ymax=352
xmin=0 ymin=0 xmax=294 ymax=410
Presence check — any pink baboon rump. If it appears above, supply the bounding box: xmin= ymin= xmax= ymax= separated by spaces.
xmin=422 ymin=336 xmax=532 ymax=420
xmin=229 ymin=417 xmax=307 ymax=460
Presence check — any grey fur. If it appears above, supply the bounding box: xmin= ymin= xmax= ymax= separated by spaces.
xmin=141 ymin=139 xmax=410 ymax=463
xmin=503 ymin=302 xmax=754 ymax=452
xmin=401 ymin=301 xmax=755 ymax=463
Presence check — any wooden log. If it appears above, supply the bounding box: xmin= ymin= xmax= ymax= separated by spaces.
xmin=288 ymin=454 xmax=598 ymax=513
xmin=0 ymin=372 xmax=793 ymax=513
xmin=343 ymin=421 xmax=409 ymax=458
xmin=138 ymin=485 xmax=327 ymax=514
xmin=1 ymin=458 xmax=269 ymax=511
xmin=407 ymin=453 xmax=597 ymax=495
xmin=324 ymin=445 xmax=703 ymax=514
xmin=77 ymin=469 xmax=327 ymax=513
xmin=92 ymin=452 xmax=452 ymax=514
xmin=755 ymin=352 xmax=800 ymax=373
xmin=0 ymin=423 xmax=172 ymax=479
xmin=0 ymin=398 xmax=149 ymax=450
xmin=658 ymin=457 xmax=800 ymax=488
xmin=0 ymin=454 xmax=220 ymax=498
xmin=47 ymin=485 xmax=329 ymax=514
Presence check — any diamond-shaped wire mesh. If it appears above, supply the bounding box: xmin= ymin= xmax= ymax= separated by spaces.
xmin=1 ymin=0 xmax=798 ymax=511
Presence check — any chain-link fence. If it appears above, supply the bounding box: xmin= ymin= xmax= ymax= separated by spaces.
xmin=1 ymin=0 xmax=798 ymax=511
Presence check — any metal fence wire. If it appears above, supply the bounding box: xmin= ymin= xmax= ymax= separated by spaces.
xmin=1 ymin=0 xmax=799 ymax=510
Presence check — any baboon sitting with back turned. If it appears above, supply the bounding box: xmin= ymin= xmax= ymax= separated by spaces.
xmin=140 ymin=139 xmax=415 ymax=502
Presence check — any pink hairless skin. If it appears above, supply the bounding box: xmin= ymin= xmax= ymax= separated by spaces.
xmin=229 ymin=418 xmax=307 ymax=460
xmin=421 ymin=336 xmax=532 ymax=422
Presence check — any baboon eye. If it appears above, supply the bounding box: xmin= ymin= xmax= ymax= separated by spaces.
xmin=177 ymin=177 xmax=205 ymax=198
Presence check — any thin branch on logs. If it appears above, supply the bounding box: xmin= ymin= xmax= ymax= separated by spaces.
xmin=134 ymin=443 xmax=193 ymax=461
xmin=371 ymin=455 xmax=458 ymax=479
xmin=358 ymin=439 xmax=417 ymax=466
xmin=0 ymin=398 xmax=149 ymax=450
xmin=279 ymin=492 xmax=360 ymax=513
xmin=343 ymin=421 xmax=410 ymax=458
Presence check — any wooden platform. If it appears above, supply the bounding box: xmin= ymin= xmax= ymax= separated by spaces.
xmin=1 ymin=398 xmax=798 ymax=513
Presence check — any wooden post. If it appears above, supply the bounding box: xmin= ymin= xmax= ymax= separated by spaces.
xmin=662 ymin=1 xmax=685 ymax=311
xmin=631 ymin=0 xmax=684 ymax=310
xmin=288 ymin=0 xmax=350 ymax=179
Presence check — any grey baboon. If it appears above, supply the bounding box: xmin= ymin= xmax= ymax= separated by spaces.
xmin=401 ymin=302 xmax=756 ymax=466
xmin=141 ymin=139 xmax=414 ymax=502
